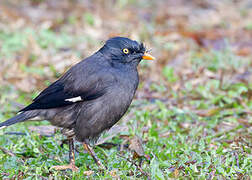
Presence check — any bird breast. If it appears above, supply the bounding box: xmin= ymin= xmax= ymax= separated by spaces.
xmin=73 ymin=71 xmax=139 ymax=141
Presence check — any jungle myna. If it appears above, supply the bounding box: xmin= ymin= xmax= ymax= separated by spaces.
xmin=0 ymin=37 xmax=155 ymax=171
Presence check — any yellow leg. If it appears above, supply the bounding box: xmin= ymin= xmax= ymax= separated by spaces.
xmin=83 ymin=142 xmax=106 ymax=169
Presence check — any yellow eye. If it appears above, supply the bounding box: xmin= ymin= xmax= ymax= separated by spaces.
xmin=123 ymin=48 xmax=129 ymax=54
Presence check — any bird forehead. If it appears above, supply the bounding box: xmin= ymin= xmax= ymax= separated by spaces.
xmin=106 ymin=37 xmax=141 ymax=50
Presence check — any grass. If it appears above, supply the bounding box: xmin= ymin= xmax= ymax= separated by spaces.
xmin=0 ymin=1 xmax=252 ymax=179
xmin=0 ymin=43 xmax=251 ymax=179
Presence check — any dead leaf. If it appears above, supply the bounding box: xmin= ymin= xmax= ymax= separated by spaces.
xmin=237 ymin=118 xmax=252 ymax=127
xmin=95 ymin=125 xmax=128 ymax=145
xmin=109 ymin=170 xmax=118 ymax=178
xmin=236 ymin=47 xmax=251 ymax=56
xmin=28 ymin=125 xmax=57 ymax=136
xmin=83 ymin=170 xmax=94 ymax=176
xmin=194 ymin=108 xmax=222 ymax=117
xmin=129 ymin=135 xmax=145 ymax=157
xmin=174 ymin=169 xmax=179 ymax=178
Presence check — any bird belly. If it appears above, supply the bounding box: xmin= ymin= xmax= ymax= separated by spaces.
xmin=74 ymin=88 xmax=134 ymax=142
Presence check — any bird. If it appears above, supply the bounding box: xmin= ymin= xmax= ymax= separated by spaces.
xmin=0 ymin=36 xmax=155 ymax=171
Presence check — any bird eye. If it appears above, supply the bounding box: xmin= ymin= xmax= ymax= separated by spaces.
xmin=123 ymin=48 xmax=129 ymax=54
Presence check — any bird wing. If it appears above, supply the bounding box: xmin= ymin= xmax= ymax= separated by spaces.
xmin=20 ymin=62 xmax=112 ymax=111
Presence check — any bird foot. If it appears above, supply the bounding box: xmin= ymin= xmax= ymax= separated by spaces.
xmin=51 ymin=163 xmax=79 ymax=172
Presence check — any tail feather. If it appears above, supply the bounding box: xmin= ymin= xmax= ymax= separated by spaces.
xmin=0 ymin=111 xmax=38 ymax=129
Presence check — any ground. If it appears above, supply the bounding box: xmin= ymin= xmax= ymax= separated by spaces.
xmin=0 ymin=0 xmax=251 ymax=179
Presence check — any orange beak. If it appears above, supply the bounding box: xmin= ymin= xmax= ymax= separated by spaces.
xmin=142 ymin=52 xmax=155 ymax=60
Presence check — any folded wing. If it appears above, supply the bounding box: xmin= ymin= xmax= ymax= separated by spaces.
xmin=20 ymin=63 xmax=110 ymax=111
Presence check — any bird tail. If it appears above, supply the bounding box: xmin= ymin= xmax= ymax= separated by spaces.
xmin=0 ymin=111 xmax=38 ymax=129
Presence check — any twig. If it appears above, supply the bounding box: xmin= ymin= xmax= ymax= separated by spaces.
xmin=0 ymin=147 xmax=16 ymax=157
xmin=233 ymin=151 xmax=239 ymax=168
xmin=219 ymin=69 xmax=224 ymax=90
xmin=4 ymin=132 xmax=27 ymax=136
xmin=117 ymin=153 xmax=151 ymax=180
xmin=0 ymin=147 xmax=24 ymax=163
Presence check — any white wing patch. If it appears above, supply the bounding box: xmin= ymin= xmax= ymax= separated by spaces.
xmin=65 ymin=96 xmax=82 ymax=103
xmin=0 ymin=126 xmax=6 ymax=130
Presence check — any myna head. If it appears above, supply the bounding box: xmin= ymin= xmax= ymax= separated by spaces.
xmin=100 ymin=37 xmax=155 ymax=65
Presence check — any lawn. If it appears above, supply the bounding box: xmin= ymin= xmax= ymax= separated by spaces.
xmin=0 ymin=0 xmax=251 ymax=179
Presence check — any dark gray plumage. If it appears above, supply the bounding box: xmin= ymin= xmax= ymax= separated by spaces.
xmin=0 ymin=37 xmax=154 ymax=143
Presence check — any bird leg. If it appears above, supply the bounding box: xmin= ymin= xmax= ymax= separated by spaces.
xmin=83 ymin=141 xmax=106 ymax=169
xmin=51 ymin=138 xmax=79 ymax=172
